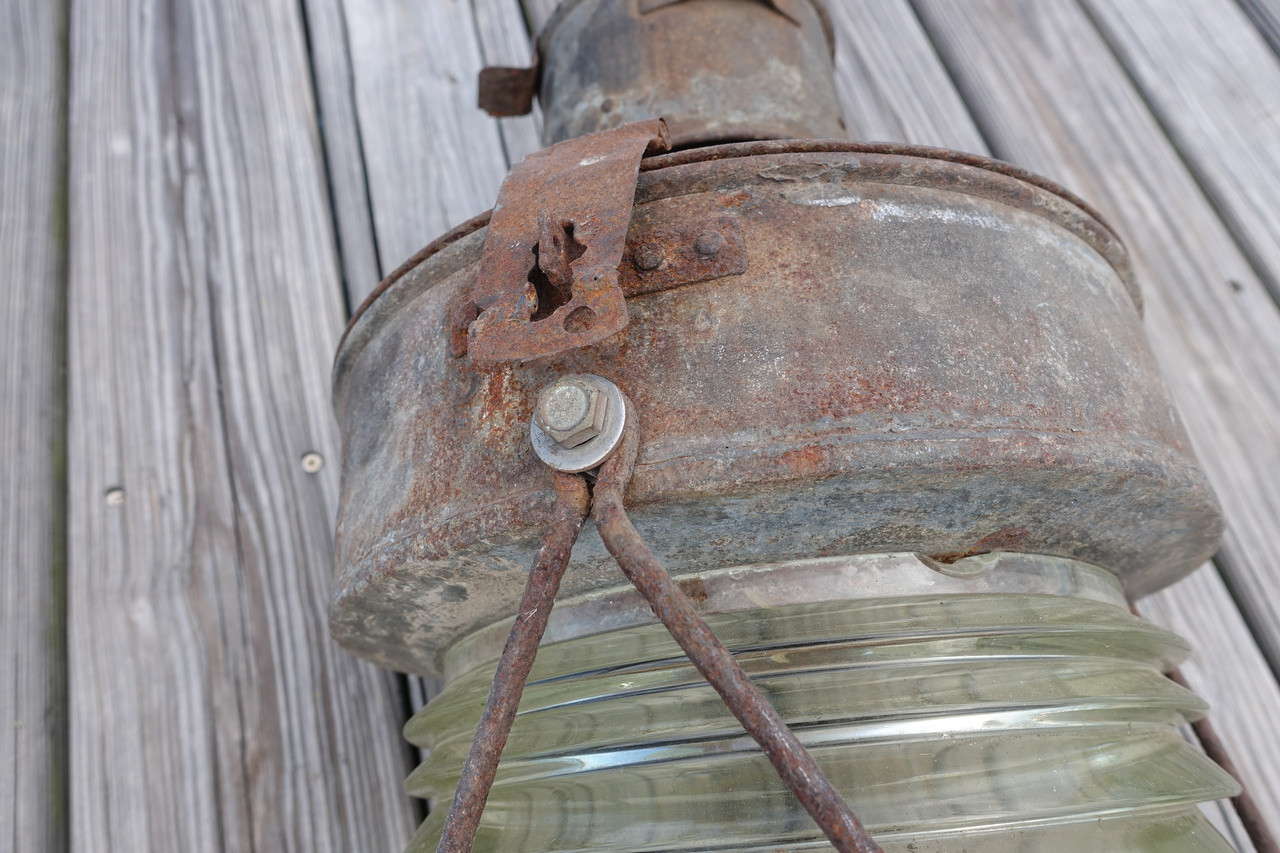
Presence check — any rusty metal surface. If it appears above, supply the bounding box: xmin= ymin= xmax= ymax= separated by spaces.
xmin=435 ymin=471 xmax=589 ymax=853
xmin=532 ymin=0 xmax=844 ymax=147
xmin=465 ymin=119 xmax=670 ymax=363
xmin=477 ymin=64 xmax=538 ymax=118
xmin=619 ymin=214 xmax=746 ymax=296
xmin=591 ymin=417 xmax=883 ymax=853
xmin=341 ymin=141 xmax=1136 ymax=345
xmin=331 ymin=143 xmax=1222 ymax=676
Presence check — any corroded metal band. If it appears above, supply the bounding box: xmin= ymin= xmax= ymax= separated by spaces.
xmin=442 ymin=551 xmax=1127 ymax=683
xmin=330 ymin=142 xmax=1220 ymax=676
xmin=338 ymin=140 xmax=1137 ymax=351
xmin=534 ymin=0 xmax=845 ymax=146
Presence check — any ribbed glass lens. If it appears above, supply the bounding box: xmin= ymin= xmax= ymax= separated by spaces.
xmin=404 ymin=555 xmax=1238 ymax=851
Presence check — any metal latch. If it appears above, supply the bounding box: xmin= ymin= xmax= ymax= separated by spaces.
xmin=466 ymin=119 xmax=671 ymax=363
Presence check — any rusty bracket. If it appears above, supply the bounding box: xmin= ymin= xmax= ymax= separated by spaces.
xmin=466 ymin=118 xmax=671 ymax=363
xmin=621 ymin=216 xmax=747 ymax=297
xmin=477 ymin=62 xmax=538 ymax=118
xmin=638 ymin=0 xmax=807 ymax=26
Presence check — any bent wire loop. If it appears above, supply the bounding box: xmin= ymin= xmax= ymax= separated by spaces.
xmin=435 ymin=409 xmax=883 ymax=853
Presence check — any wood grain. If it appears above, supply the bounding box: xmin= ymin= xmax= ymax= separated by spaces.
xmin=1238 ymin=0 xmax=1280 ymax=57
xmin=1085 ymin=0 xmax=1280 ymax=300
xmin=909 ymin=0 xmax=1280 ymax=830
xmin=1 ymin=2 xmax=67 ymax=851
xmin=300 ymin=0 xmax=384 ymax=302
xmin=66 ymin=0 xmax=415 ymax=848
xmin=341 ymin=0 xmax=511 ymax=285
xmin=523 ymin=0 xmax=558 ymax=31
xmin=824 ymin=0 xmax=987 ymax=151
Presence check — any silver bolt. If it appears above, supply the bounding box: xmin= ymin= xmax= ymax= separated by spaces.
xmin=301 ymin=452 xmax=324 ymax=474
xmin=694 ymin=230 xmax=723 ymax=257
xmin=105 ymin=487 xmax=125 ymax=506
xmin=534 ymin=378 xmax=607 ymax=448
xmin=530 ymin=374 xmax=628 ymax=473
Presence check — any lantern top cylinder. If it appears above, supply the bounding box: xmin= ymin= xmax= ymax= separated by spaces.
xmin=481 ymin=0 xmax=846 ymax=148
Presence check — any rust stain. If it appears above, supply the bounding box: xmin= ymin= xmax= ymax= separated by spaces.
xmin=931 ymin=527 xmax=1031 ymax=564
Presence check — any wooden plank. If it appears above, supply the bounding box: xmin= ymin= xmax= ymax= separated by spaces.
xmin=299 ymin=0 xmax=384 ymax=300
xmin=909 ymin=0 xmax=1280 ymax=830
xmin=824 ymin=0 xmax=987 ymax=151
xmin=1238 ymin=0 xmax=1280 ymax=58
xmin=1 ymin=2 xmax=67 ymax=851
xmin=1084 ymin=0 xmax=1280 ymax=301
xmin=66 ymin=0 xmax=416 ymax=848
xmin=473 ymin=0 xmax=543 ymax=165
xmin=341 ymin=0 xmax=511 ymax=283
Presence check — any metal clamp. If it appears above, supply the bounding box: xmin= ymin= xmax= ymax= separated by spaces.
xmin=465 ymin=119 xmax=670 ymax=364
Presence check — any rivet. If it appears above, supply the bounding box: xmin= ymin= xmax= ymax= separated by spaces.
xmin=105 ymin=487 xmax=125 ymax=507
xmin=633 ymin=243 xmax=664 ymax=271
xmin=301 ymin=452 xmax=325 ymax=474
xmin=694 ymin=230 xmax=724 ymax=257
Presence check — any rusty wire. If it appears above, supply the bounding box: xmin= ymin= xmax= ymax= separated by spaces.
xmin=435 ymin=471 xmax=591 ymax=853
xmin=1167 ymin=668 xmax=1280 ymax=853
xmin=590 ymin=413 xmax=884 ymax=853
xmin=437 ymin=408 xmax=881 ymax=852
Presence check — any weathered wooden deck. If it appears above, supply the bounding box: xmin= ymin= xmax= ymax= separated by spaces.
xmin=6 ymin=0 xmax=1280 ymax=849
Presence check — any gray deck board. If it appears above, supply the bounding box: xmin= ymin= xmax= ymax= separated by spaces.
xmin=340 ymin=0 xmax=511 ymax=295
xmin=1085 ymin=0 xmax=1280 ymax=298
xmin=825 ymin=0 xmax=987 ymax=151
xmin=474 ymin=0 xmax=544 ymax=164
xmin=64 ymin=0 xmax=415 ymax=848
xmin=1 ymin=2 xmax=67 ymax=851
xmin=1239 ymin=0 xmax=1280 ymax=57
xmin=300 ymin=0 xmax=384 ymax=301
xmin=911 ymin=0 xmax=1280 ymax=829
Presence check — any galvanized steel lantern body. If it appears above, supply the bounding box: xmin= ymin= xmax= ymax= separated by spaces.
xmin=331 ymin=141 xmax=1220 ymax=676
xmin=533 ymin=0 xmax=845 ymax=146
xmin=332 ymin=1 xmax=1232 ymax=848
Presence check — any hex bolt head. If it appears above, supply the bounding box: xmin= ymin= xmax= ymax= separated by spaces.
xmin=534 ymin=378 xmax=607 ymax=448
xmin=530 ymin=374 xmax=628 ymax=472
xmin=694 ymin=230 xmax=724 ymax=257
